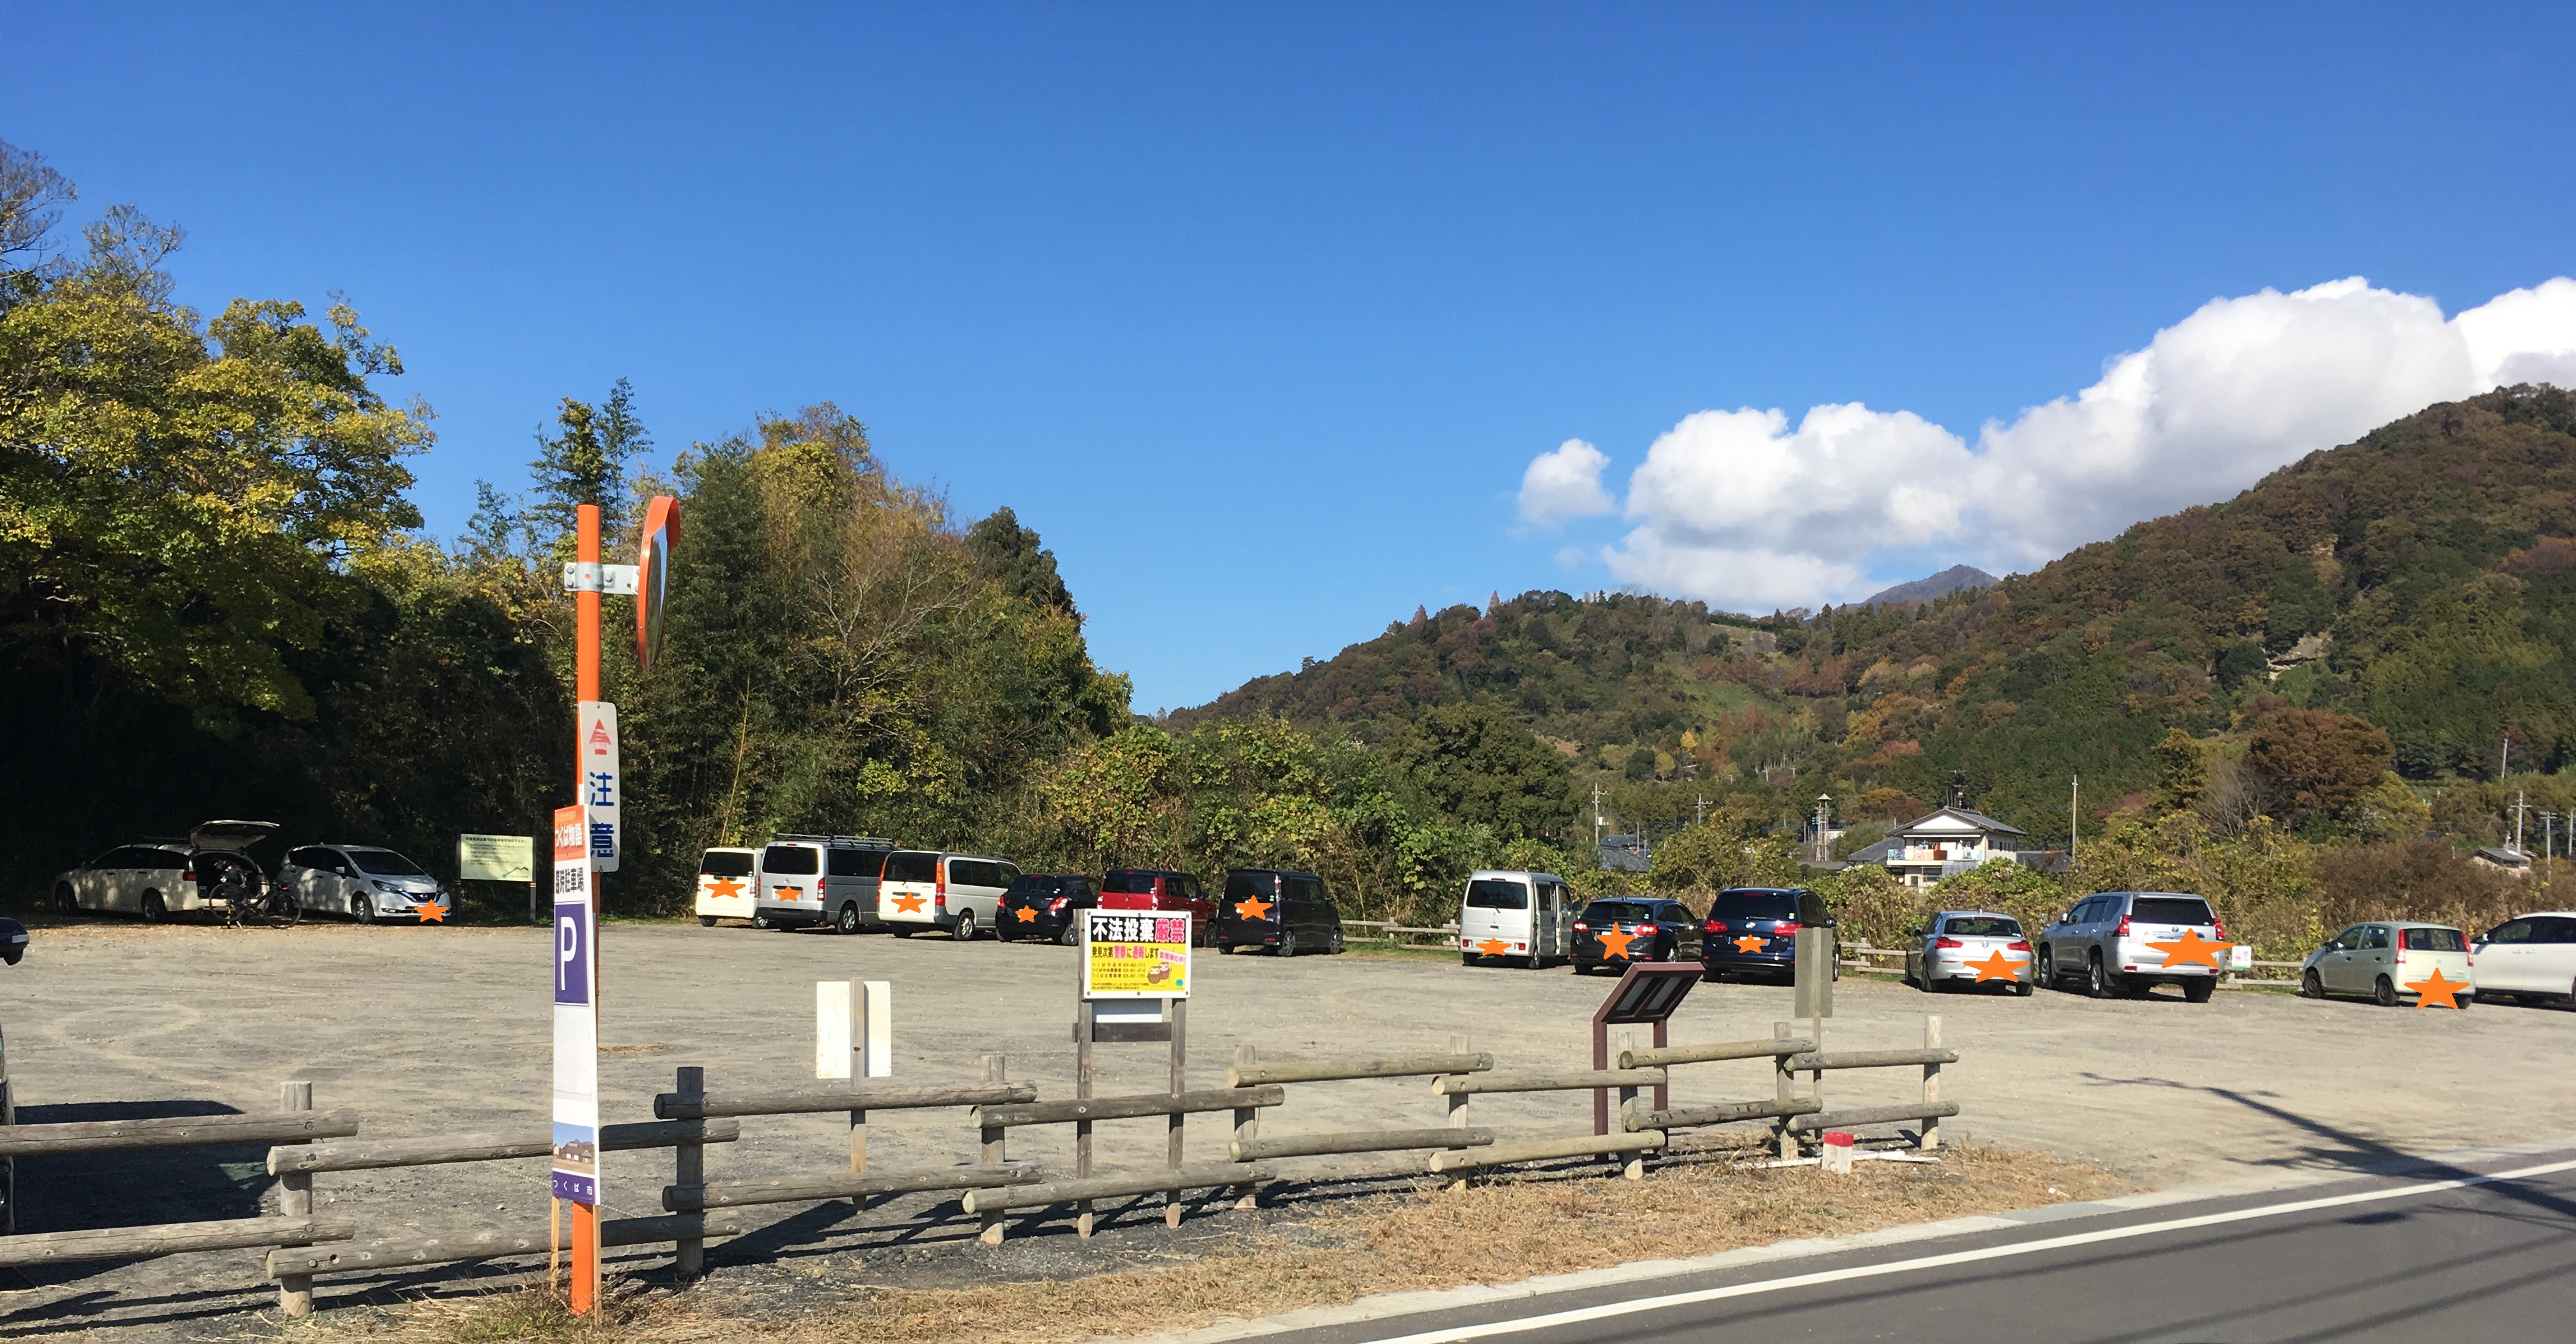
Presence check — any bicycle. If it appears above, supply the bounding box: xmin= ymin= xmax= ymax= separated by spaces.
xmin=203 ymin=857 xmax=300 ymax=928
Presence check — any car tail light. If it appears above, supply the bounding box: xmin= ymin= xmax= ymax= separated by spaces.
xmin=1639 ymin=922 xmax=1657 ymax=933
xmin=1573 ymin=921 xmax=1590 ymax=932
xmin=1935 ymin=937 xmax=1963 ymax=949
xmin=2212 ymin=917 xmax=2228 ymax=940
xmin=183 ymin=871 xmax=197 ymax=886
xmin=1775 ymin=920 xmax=1801 ymax=936
xmin=1706 ymin=919 xmax=1726 ymax=933
xmin=2115 ymin=915 xmax=2132 ymax=936
xmin=1049 ymin=897 xmax=1068 ymax=912
xmin=2007 ymin=939 xmax=2032 ymax=952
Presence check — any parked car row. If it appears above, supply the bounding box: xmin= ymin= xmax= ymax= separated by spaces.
xmin=50 ymin=821 xmax=452 ymax=925
xmin=694 ymin=841 xmax=1347 ymax=955
xmin=1457 ymin=871 xmax=1840 ymax=985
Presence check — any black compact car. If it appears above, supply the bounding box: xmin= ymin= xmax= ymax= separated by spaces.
xmin=997 ymin=874 xmax=1100 ymax=945
xmin=1211 ymin=869 xmax=1345 ymax=956
xmin=1571 ymin=898 xmax=1699 ymax=974
xmin=1699 ymin=887 xmax=1838 ymax=984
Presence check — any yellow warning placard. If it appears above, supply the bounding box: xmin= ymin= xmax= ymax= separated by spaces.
xmin=1082 ymin=911 xmax=1191 ymax=999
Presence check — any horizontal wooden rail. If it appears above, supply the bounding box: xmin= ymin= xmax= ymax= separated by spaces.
xmin=666 ymin=1163 xmax=1042 ymax=1212
xmin=270 ymin=1119 xmax=740 ymax=1175
xmin=0 ymin=1110 xmax=361 ymax=1159
xmin=656 ymin=1081 xmax=1035 ymax=1120
xmin=1232 ymin=1127 xmax=1495 ymax=1161
xmin=1229 ymin=1053 xmax=1494 ymax=1087
xmin=962 ymin=1163 xmax=1276 ymax=1213
xmin=977 ymin=1087 xmax=1284 ymax=1128
xmin=1427 ymin=1131 xmax=1665 ymax=1173
xmin=1786 ymin=1049 xmax=1958 ymax=1071
xmin=0 ymin=1216 xmax=355 ymax=1268
xmin=1626 ymin=1098 xmax=1821 ymax=1131
xmin=1619 ymin=1037 xmax=1818 ymax=1069
xmin=1434 ymin=1069 xmax=1664 ymax=1096
xmin=1786 ymin=1101 xmax=1961 ymax=1132
xmin=264 ymin=1214 xmax=747 ymax=1278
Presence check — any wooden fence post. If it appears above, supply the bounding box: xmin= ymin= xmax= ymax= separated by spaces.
xmin=1614 ymin=1028 xmax=1644 ymax=1180
xmin=1771 ymin=1023 xmax=1796 ymax=1160
xmin=1920 ymin=1016 xmax=1942 ymax=1152
xmin=1166 ymin=1000 xmax=1186 ymax=1229
xmin=1232 ymin=1044 xmax=1258 ymax=1210
xmin=1077 ymin=1003 xmax=1095 ymax=1239
xmin=275 ymin=1081 xmax=315 ymax=1318
xmin=1445 ymin=1033 xmax=1471 ymax=1193
xmin=674 ymin=1066 xmax=705 ymax=1277
xmin=979 ymin=1054 xmax=1006 ymax=1245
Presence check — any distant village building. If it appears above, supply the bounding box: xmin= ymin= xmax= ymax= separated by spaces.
xmin=1596 ymin=834 xmax=1650 ymax=873
xmin=2471 ymin=846 xmax=2533 ymax=878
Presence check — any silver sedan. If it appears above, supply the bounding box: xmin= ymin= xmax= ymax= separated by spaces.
xmin=1903 ymin=909 xmax=2036 ymax=995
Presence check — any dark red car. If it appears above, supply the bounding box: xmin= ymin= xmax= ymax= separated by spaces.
xmin=1101 ymin=869 xmax=1216 ymax=943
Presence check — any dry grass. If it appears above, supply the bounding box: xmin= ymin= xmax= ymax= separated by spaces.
xmin=339 ymin=1138 xmax=2128 ymax=1344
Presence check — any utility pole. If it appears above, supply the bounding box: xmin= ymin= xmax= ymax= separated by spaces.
xmin=2070 ymin=775 xmax=2080 ymax=866
xmin=1695 ymin=795 xmax=1708 ymax=829
xmin=2513 ymin=790 xmax=2530 ymax=856
xmin=2542 ymin=811 xmax=2557 ymax=885
xmin=1813 ymin=793 xmax=1832 ymax=863
xmin=1591 ymin=781 xmax=1605 ymax=847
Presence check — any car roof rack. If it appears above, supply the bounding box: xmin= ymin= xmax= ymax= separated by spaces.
xmin=770 ymin=834 xmax=896 ymax=848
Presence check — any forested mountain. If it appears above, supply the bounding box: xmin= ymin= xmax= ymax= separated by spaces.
xmin=1861 ymin=565 xmax=1997 ymax=607
xmin=1176 ymin=386 xmax=2576 ymax=855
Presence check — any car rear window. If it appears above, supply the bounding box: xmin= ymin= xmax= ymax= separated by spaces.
xmin=2130 ymin=897 xmax=2213 ymax=926
xmin=882 ymin=851 xmax=938 ymax=883
xmin=1102 ymin=871 xmax=1164 ymax=894
xmin=827 ymin=848 xmax=885 ymax=878
xmin=1583 ymin=901 xmax=1657 ymax=923
xmin=1225 ymin=871 xmax=1276 ymax=901
xmin=699 ymin=850 xmax=755 ymax=876
xmin=1943 ymin=916 xmax=2020 ymax=938
xmin=762 ymin=845 xmax=820 ymax=876
xmin=1467 ymin=879 xmax=1529 ymax=910
xmin=1710 ymin=890 xmax=1798 ymax=920
xmin=2400 ymin=927 xmax=2464 ymax=951
xmin=349 ymin=849 xmax=429 ymax=876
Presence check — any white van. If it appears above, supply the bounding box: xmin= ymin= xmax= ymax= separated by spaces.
xmin=751 ymin=835 xmax=894 ymax=934
xmin=877 ymin=850 xmax=1019 ymax=940
xmin=693 ymin=847 xmax=758 ymax=925
xmin=1458 ymin=870 xmax=1574 ymax=969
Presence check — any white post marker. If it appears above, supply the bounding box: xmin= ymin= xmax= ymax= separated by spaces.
xmin=550 ymin=807 xmax=601 ymax=1208
xmin=861 ymin=980 xmax=892 ymax=1078
xmin=817 ymin=981 xmax=857 ymax=1080
xmin=577 ymin=701 xmax=620 ymax=873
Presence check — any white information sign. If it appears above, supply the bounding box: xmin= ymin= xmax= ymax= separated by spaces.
xmin=457 ymin=833 xmax=535 ymax=883
xmin=577 ymin=701 xmax=620 ymax=872
xmin=550 ymin=806 xmax=600 ymax=1205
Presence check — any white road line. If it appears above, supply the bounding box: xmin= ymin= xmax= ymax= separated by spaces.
xmin=1356 ymin=1157 xmax=2576 ymax=1344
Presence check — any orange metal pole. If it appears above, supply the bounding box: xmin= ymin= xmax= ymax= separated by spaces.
xmin=572 ymin=502 xmax=601 ymax=1313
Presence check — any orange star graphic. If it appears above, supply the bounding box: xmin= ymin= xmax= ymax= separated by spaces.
xmin=1965 ymin=949 xmax=2026 ymax=982
xmin=2405 ymin=966 xmax=2469 ymax=1009
xmin=1475 ymin=938 xmax=1510 ymax=956
xmin=771 ymin=885 xmax=801 ymax=901
xmin=889 ymin=892 xmax=926 ymax=913
xmin=1595 ymin=925 xmax=1639 ymax=958
xmin=1015 ymin=906 xmax=1038 ymax=923
xmin=706 ymin=877 xmax=744 ymax=900
xmin=1233 ymin=897 xmax=1273 ymax=920
xmin=415 ymin=902 xmax=446 ymax=924
xmin=2145 ymin=928 xmax=2232 ymax=970
xmin=1731 ymin=934 xmax=1766 ymax=953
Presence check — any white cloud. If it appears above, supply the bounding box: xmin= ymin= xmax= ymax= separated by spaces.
xmin=1516 ymin=438 xmax=1614 ymax=523
xmin=1545 ymin=275 xmax=2576 ymax=613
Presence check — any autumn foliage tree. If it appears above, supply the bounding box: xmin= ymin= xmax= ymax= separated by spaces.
xmin=2243 ymin=700 xmax=2393 ymax=827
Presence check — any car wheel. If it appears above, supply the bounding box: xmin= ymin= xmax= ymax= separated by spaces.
xmin=751 ymin=911 xmax=771 ymax=931
xmin=141 ymin=891 xmax=167 ymax=924
xmin=1329 ymin=928 xmax=1345 ymax=954
xmin=2183 ymin=977 xmax=2215 ymax=1004
xmin=2087 ymin=954 xmax=2115 ymax=1000
xmin=2037 ymin=949 xmax=2057 ymax=989
xmin=699 ymin=916 xmax=717 ymax=927
xmin=2012 ymin=978 xmax=2035 ymax=997
xmin=832 ymin=903 xmax=860 ymax=935
xmin=952 ymin=910 xmax=978 ymax=942
xmin=2300 ymin=969 xmax=2324 ymax=999
xmin=54 ymin=884 xmax=77 ymax=917
xmin=353 ymin=895 xmax=376 ymax=925
xmin=1278 ymin=929 xmax=1298 ymax=957
xmin=1218 ymin=942 xmax=1235 ymax=955
xmin=1462 ymin=952 xmax=1479 ymax=966
xmin=891 ymin=926 xmax=914 ymax=938
xmin=2373 ymin=975 xmax=2399 ymax=1007
xmin=1058 ymin=922 xmax=1080 ymax=947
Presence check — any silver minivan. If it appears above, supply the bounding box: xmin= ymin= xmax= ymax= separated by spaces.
xmin=752 ymin=835 xmax=893 ymax=933
xmin=877 ymin=851 xmax=1018 ymax=940
xmin=2037 ymin=890 xmax=2227 ymax=1002
xmin=1457 ymin=870 xmax=1573 ymax=968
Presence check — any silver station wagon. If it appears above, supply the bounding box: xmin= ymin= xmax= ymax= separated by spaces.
xmin=2300 ymin=922 xmax=2472 ymax=1007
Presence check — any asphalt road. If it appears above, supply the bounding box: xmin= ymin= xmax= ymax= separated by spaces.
xmin=1292 ymin=1153 xmax=2576 ymax=1344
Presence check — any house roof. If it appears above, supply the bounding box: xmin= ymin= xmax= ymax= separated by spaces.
xmin=2472 ymin=846 xmax=2531 ymax=867
xmin=1896 ymin=806 xmax=2027 ymax=839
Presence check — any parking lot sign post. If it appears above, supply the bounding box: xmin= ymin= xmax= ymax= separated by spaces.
xmin=1075 ymin=905 xmax=1192 ymax=1236
xmin=457 ymin=833 xmax=537 ymax=923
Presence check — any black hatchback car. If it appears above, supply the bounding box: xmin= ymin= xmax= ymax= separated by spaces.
xmin=997 ymin=874 xmax=1100 ymax=945
xmin=1211 ymin=869 xmax=1345 ymax=956
xmin=1572 ymin=898 xmax=1700 ymax=974
xmin=1700 ymin=887 xmax=1837 ymax=983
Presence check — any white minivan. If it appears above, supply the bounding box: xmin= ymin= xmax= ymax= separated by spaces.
xmin=2470 ymin=912 xmax=2576 ymax=1005
xmin=877 ymin=850 xmax=1019 ymax=940
xmin=751 ymin=835 xmax=893 ymax=934
xmin=694 ymin=847 xmax=758 ymax=926
xmin=1458 ymin=870 xmax=1573 ymax=969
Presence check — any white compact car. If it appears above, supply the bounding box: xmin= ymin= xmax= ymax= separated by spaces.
xmin=2469 ymin=912 xmax=2576 ymax=1005
xmin=280 ymin=844 xmax=452 ymax=924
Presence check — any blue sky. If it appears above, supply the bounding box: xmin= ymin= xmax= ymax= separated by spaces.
xmin=7 ymin=3 xmax=2575 ymax=711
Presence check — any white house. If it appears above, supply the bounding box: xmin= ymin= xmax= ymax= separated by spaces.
xmin=1883 ymin=806 xmax=2028 ymax=888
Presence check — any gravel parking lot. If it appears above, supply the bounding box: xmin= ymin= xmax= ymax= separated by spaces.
xmin=6 ymin=917 xmax=2573 ymax=1336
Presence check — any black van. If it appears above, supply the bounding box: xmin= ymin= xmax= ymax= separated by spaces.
xmin=1213 ymin=869 xmax=1346 ymax=956
xmin=1698 ymin=886 xmax=1837 ymax=983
